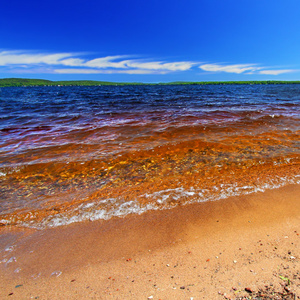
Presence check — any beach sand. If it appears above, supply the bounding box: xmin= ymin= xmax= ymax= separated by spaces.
xmin=0 ymin=184 xmax=299 ymax=299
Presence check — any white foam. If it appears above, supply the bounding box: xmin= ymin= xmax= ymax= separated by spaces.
xmin=6 ymin=257 xmax=17 ymax=265
xmin=16 ymin=172 xmax=300 ymax=229
xmin=51 ymin=271 xmax=62 ymax=277
xmin=4 ymin=245 xmax=15 ymax=252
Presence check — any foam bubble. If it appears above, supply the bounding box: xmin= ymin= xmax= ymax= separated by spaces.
xmin=17 ymin=172 xmax=300 ymax=230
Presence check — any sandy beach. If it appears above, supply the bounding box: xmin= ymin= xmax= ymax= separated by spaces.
xmin=0 ymin=183 xmax=300 ymax=299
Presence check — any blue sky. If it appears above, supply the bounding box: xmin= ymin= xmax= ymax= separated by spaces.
xmin=1 ymin=0 xmax=300 ymax=82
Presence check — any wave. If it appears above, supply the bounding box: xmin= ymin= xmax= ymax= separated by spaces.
xmin=1 ymin=172 xmax=299 ymax=229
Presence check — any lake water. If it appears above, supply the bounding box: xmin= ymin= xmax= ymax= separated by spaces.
xmin=0 ymin=84 xmax=299 ymax=228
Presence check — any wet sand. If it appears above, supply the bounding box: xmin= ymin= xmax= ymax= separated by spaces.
xmin=0 ymin=184 xmax=300 ymax=299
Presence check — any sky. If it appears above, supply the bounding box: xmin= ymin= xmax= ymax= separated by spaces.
xmin=1 ymin=0 xmax=300 ymax=83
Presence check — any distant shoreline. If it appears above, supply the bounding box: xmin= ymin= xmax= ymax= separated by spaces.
xmin=1 ymin=77 xmax=300 ymax=87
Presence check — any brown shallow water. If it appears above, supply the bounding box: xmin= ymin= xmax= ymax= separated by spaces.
xmin=0 ymin=85 xmax=299 ymax=228
xmin=1 ymin=118 xmax=299 ymax=228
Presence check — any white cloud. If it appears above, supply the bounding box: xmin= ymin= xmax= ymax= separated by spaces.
xmin=120 ymin=69 xmax=168 ymax=74
xmin=199 ymin=63 xmax=261 ymax=74
xmin=55 ymin=69 xmax=104 ymax=74
xmin=84 ymin=57 xmax=194 ymax=71
xmin=54 ymin=68 xmax=168 ymax=74
xmin=125 ymin=60 xmax=194 ymax=71
xmin=59 ymin=58 xmax=85 ymax=67
xmin=0 ymin=50 xmax=74 ymax=66
xmin=199 ymin=62 xmax=298 ymax=76
xmin=259 ymin=69 xmax=294 ymax=75
xmin=0 ymin=50 xmax=194 ymax=74
xmin=84 ymin=55 xmax=129 ymax=69
xmin=0 ymin=50 xmax=297 ymax=76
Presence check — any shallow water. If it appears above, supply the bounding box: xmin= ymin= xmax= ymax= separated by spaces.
xmin=0 ymin=84 xmax=299 ymax=228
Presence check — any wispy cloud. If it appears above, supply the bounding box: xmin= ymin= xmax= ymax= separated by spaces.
xmin=0 ymin=50 xmax=194 ymax=74
xmin=199 ymin=63 xmax=262 ymax=74
xmin=259 ymin=69 xmax=295 ymax=75
xmin=84 ymin=56 xmax=130 ymax=69
xmin=0 ymin=50 xmax=74 ymax=66
xmin=59 ymin=58 xmax=85 ymax=67
xmin=124 ymin=60 xmax=195 ymax=71
xmin=54 ymin=68 xmax=167 ymax=75
xmin=0 ymin=50 xmax=297 ymax=76
xmin=198 ymin=62 xmax=298 ymax=76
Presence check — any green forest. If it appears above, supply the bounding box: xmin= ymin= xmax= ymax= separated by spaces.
xmin=1 ymin=78 xmax=300 ymax=87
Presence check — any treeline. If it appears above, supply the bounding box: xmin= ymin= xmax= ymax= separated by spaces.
xmin=0 ymin=78 xmax=136 ymax=87
xmin=1 ymin=78 xmax=300 ymax=87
